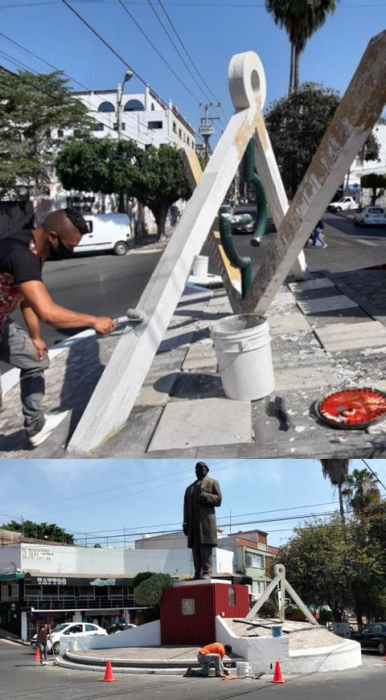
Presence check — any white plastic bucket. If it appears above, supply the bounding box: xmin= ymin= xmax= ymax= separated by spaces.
xmin=236 ymin=662 xmax=251 ymax=677
xmin=211 ymin=314 xmax=275 ymax=401
xmin=192 ymin=255 xmax=209 ymax=277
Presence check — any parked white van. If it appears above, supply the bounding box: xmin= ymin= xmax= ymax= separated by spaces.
xmin=74 ymin=214 xmax=131 ymax=256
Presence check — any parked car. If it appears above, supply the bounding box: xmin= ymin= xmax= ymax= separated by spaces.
xmin=114 ymin=623 xmax=137 ymax=633
xmin=354 ymin=206 xmax=386 ymax=227
xmin=75 ymin=213 xmax=132 ymax=256
xmin=219 ymin=204 xmax=232 ymax=217
xmin=352 ymin=622 xmax=386 ymax=655
xmin=328 ymin=196 xmax=359 ymax=212
xmin=30 ymin=622 xmax=107 ymax=655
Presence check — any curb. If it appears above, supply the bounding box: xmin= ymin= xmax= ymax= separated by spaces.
xmin=56 ymin=656 xmax=187 ymax=675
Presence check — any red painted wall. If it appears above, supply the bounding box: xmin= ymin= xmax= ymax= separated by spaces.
xmin=160 ymin=583 xmax=249 ymax=645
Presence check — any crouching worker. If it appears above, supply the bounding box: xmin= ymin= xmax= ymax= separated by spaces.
xmin=184 ymin=643 xmax=232 ymax=678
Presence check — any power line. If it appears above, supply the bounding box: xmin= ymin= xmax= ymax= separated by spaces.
xmin=117 ymin=0 xmax=203 ymax=104
xmin=361 ymin=458 xmax=386 ymax=492
xmin=0 ymin=35 xmax=180 ymax=145
xmin=61 ymin=0 xmax=201 ymax=141
xmin=144 ymin=0 xmax=211 ymax=103
xmin=2 ymin=1 xmax=386 ymax=8
xmin=68 ymin=500 xmax=339 ymax=535
xmin=155 ymin=0 xmax=227 ymax=123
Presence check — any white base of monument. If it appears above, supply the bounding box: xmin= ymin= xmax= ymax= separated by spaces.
xmin=215 ymin=617 xmax=362 ymax=674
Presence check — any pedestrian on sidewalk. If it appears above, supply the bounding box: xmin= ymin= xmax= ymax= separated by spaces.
xmin=184 ymin=643 xmax=232 ymax=678
xmin=0 ymin=208 xmax=117 ymax=448
xmin=311 ymin=220 xmax=327 ymax=248
xmin=37 ymin=624 xmax=52 ymax=666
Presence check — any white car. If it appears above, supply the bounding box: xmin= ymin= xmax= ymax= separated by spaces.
xmin=354 ymin=206 xmax=386 ymax=227
xmin=328 ymin=196 xmax=359 ymax=212
xmin=30 ymin=622 xmax=107 ymax=655
xmin=75 ymin=213 xmax=132 ymax=256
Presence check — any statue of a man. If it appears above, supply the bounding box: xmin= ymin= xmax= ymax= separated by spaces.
xmin=183 ymin=462 xmax=222 ymax=579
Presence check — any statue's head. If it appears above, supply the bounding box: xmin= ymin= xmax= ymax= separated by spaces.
xmin=195 ymin=461 xmax=209 ymax=480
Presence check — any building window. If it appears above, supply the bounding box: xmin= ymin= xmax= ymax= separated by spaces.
xmin=57 ymin=129 xmax=64 ymax=138
xmin=178 ymin=129 xmax=182 ymax=138
xmin=73 ymin=129 xmax=83 ymax=138
xmin=173 ymin=122 xmax=177 ymax=133
xmin=228 ymin=587 xmax=235 ymax=606
xmin=192 ymin=141 xmax=195 ymax=148
xmin=187 ymin=137 xmax=190 ymax=146
xmin=121 ymin=123 xmax=126 ymax=131
xmin=124 ymin=99 xmax=145 ymax=112
xmin=148 ymin=121 xmax=163 ymax=130
xmin=245 ymin=552 xmax=264 ymax=569
xmin=151 ymin=104 xmax=155 ymax=111
xmin=98 ymin=101 xmax=115 ymax=113
xmin=92 ymin=123 xmax=104 ymax=131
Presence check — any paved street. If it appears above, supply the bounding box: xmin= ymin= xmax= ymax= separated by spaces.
xmin=205 ymin=212 xmax=386 ymax=276
xmin=0 ymin=640 xmax=384 ymax=700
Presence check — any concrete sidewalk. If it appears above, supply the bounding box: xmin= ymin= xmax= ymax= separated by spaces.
xmin=1 ymin=270 xmax=386 ymax=459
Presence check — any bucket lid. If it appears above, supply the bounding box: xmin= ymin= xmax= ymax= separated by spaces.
xmin=211 ymin=314 xmax=267 ymax=335
xmin=316 ymin=387 xmax=386 ymax=429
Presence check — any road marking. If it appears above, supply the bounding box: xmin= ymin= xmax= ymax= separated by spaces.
xmin=357 ymin=239 xmax=378 ymax=247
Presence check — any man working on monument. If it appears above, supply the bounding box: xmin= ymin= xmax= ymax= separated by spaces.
xmin=184 ymin=642 xmax=232 ymax=678
xmin=0 ymin=208 xmax=116 ymax=447
xmin=183 ymin=462 xmax=222 ymax=579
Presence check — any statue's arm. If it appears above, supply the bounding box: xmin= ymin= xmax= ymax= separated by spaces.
xmin=199 ymin=480 xmax=222 ymax=507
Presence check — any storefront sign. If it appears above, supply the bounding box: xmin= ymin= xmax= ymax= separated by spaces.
xmin=23 ymin=548 xmax=54 ymax=562
xmin=36 ymin=577 xmax=67 ymax=585
xmin=90 ymin=578 xmax=116 ymax=586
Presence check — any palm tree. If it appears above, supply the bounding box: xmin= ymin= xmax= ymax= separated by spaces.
xmin=341 ymin=468 xmax=381 ymax=518
xmin=320 ymin=459 xmax=350 ymax=521
xmin=265 ymin=0 xmax=339 ymax=93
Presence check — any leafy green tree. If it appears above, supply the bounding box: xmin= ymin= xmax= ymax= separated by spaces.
xmin=1 ymin=519 xmax=73 ymax=544
xmin=0 ymin=68 xmax=91 ymax=198
xmin=320 ymin=459 xmax=350 ymax=522
xmin=265 ymin=0 xmax=339 ymax=93
xmin=278 ymin=513 xmax=386 ymax=626
xmin=360 ymin=173 xmax=386 ymax=205
xmin=56 ymin=139 xmax=191 ymax=238
xmin=342 ymin=468 xmax=381 ymax=518
xmin=265 ymin=84 xmax=380 ymax=200
xmin=131 ymin=571 xmax=156 ymax=590
xmin=134 ymin=573 xmax=172 ymax=607
xmin=125 ymin=145 xmax=191 ymax=240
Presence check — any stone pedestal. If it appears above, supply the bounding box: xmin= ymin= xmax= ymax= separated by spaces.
xmin=160 ymin=579 xmax=249 ymax=645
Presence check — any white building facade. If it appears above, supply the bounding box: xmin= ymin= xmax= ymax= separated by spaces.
xmin=0 ymin=541 xmax=233 ymax=640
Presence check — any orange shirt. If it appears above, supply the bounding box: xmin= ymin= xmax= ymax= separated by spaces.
xmin=200 ymin=643 xmax=226 ymax=657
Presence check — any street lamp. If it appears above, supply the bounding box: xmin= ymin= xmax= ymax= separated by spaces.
xmin=117 ymin=69 xmax=133 ymax=140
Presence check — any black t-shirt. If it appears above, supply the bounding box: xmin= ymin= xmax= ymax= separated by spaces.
xmin=0 ymin=230 xmax=42 ymax=326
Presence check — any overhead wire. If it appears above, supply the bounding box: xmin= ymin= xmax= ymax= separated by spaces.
xmin=0 ymin=34 xmax=181 ymax=145
xmin=117 ymin=0 xmax=204 ymax=104
xmin=61 ymin=0 xmax=202 ymax=141
xmin=1 ymin=1 xmax=386 ymax=7
xmin=155 ymin=0 xmax=227 ymax=123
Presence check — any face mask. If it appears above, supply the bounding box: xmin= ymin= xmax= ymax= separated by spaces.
xmin=48 ymin=240 xmax=75 ymax=261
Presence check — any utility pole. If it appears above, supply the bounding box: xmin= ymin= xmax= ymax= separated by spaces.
xmin=199 ymin=103 xmax=220 ymax=163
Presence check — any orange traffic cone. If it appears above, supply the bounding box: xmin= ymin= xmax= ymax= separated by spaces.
xmin=34 ymin=646 xmax=41 ymax=662
xmin=100 ymin=660 xmax=116 ymax=682
xmin=271 ymin=661 xmax=284 ymax=684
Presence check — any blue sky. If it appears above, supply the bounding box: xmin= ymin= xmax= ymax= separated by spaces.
xmin=1 ymin=458 xmax=385 ymax=549
xmin=0 ymin=0 xmax=385 ymax=140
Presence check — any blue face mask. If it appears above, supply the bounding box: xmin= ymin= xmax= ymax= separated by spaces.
xmin=49 ymin=240 xmax=75 ymax=261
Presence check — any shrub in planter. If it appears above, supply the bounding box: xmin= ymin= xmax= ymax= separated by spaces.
xmin=134 ymin=573 xmax=172 ymax=608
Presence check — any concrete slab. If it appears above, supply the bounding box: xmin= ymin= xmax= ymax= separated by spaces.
xmin=274 ymin=365 xmax=338 ymax=392
xmin=147 ymin=398 xmax=252 ymax=451
xmin=182 ymin=343 xmax=218 ymax=371
xmin=296 ymin=295 xmax=358 ymax=315
xmin=269 ymin=313 xmax=311 ymax=336
xmin=289 ymin=278 xmax=335 ymax=292
xmin=315 ymin=321 xmax=386 ymax=352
